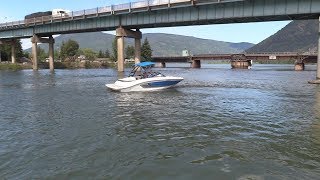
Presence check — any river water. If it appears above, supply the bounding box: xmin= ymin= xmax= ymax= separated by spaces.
xmin=1 ymin=64 xmax=320 ymax=179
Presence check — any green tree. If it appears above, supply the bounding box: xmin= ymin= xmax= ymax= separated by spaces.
xmin=60 ymin=39 xmax=79 ymax=61
xmin=54 ymin=50 xmax=60 ymax=60
xmin=98 ymin=50 xmax=104 ymax=58
xmin=23 ymin=51 xmax=30 ymax=58
xmin=111 ymin=37 xmax=117 ymax=62
xmin=37 ymin=47 xmax=47 ymax=62
xmin=105 ymin=49 xmax=110 ymax=58
xmin=141 ymin=38 xmax=152 ymax=61
xmin=125 ymin=45 xmax=135 ymax=59
xmin=81 ymin=48 xmax=97 ymax=61
xmin=0 ymin=40 xmax=23 ymax=62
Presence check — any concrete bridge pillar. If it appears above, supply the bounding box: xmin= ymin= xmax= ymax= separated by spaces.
xmin=31 ymin=34 xmax=55 ymax=71
xmin=31 ymin=35 xmax=38 ymax=70
xmin=134 ymin=29 xmax=141 ymax=64
xmin=48 ymin=36 xmax=55 ymax=71
xmin=0 ymin=40 xmax=1 ymax=62
xmin=117 ymin=36 xmax=125 ymax=72
xmin=294 ymin=62 xmax=305 ymax=71
xmin=11 ymin=40 xmax=16 ymax=64
xmin=116 ymin=27 xmax=142 ymax=71
xmin=191 ymin=60 xmax=201 ymax=68
xmin=309 ymin=16 xmax=320 ymax=84
xmin=317 ymin=17 xmax=320 ymax=80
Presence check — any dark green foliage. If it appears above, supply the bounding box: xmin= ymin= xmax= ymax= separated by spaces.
xmin=98 ymin=50 xmax=104 ymax=58
xmin=105 ymin=49 xmax=110 ymax=58
xmin=81 ymin=48 xmax=97 ymax=61
xmin=37 ymin=47 xmax=47 ymax=62
xmin=23 ymin=51 xmax=30 ymax=59
xmin=60 ymin=39 xmax=79 ymax=61
xmin=125 ymin=45 xmax=135 ymax=59
xmin=0 ymin=40 xmax=23 ymax=61
xmin=141 ymin=38 xmax=152 ymax=61
xmin=0 ymin=63 xmax=24 ymax=70
xmin=54 ymin=50 xmax=60 ymax=60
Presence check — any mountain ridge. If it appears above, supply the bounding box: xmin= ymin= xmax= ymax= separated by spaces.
xmin=26 ymin=32 xmax=254 ymax=56
xmin=246 ymin=20 xmax=318 ymax=53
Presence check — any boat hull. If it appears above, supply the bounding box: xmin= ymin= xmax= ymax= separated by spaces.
xmin=106 ymin=76 xmax=183 ymax=92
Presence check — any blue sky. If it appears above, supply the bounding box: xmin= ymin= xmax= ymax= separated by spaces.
xmin=0 ymin=0 xmax=290 ymax=49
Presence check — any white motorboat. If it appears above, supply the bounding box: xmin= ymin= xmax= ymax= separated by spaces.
xmin=106 ymin=62 xmax=183 ymax=92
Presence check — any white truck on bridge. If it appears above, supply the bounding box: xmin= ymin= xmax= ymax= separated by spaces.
xmin=24 ymin=9 xmax=70 ymax=25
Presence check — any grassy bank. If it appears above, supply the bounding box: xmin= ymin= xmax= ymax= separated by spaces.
xmin=0 ymin=63 xmax=32 ymax=70
xmin=0 ymin=61 xmax=117 ymax=70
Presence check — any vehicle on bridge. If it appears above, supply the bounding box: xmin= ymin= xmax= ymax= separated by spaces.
xmin=24 ymin=9 xmax=70 ymax=26
xmin=106 ymin=62 xmax=183 ymax=92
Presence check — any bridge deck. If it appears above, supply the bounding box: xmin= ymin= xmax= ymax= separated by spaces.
xmin=0 ymin=0 xmax=320 ymax=39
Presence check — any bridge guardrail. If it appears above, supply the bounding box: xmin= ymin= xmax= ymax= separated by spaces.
xmin=0 ymin=0 xmax=245 ymax=29
xmin=98 ymin=6 xmax=112 ymax=14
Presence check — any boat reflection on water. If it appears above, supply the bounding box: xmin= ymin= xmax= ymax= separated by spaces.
xmin=106 ymin=62 xmax=183 ymax=92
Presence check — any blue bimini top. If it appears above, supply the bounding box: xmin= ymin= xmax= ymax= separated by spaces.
xmin=135 ymin=61 xmax=155 ymax=67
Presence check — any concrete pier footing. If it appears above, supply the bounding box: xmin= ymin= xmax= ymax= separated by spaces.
xmin=191 ymin=60 xmax=201 ymax=68
xmin=294 ymin=62 xmax=305 ymax=71
xmin=157 ymin=62 xmax=166 ymax=68
xmin=231 ymin=60 xmax=252 ymax=69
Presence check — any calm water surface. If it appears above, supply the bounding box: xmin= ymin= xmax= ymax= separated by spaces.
xmin=1 ymin=64 xmax=320 ymax=179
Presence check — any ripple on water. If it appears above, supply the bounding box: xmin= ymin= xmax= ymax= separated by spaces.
xmin=0 ymin=66 xmax=320 ymax=179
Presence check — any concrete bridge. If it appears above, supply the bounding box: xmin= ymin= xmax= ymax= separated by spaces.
xmin=0 ymin=0 xmax=320 ymax=82
xmin=152 ymin=52 xmax=318 ymax=70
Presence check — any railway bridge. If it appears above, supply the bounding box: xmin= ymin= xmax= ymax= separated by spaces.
xmin=152 ymin=52 xmax=318 ymax=70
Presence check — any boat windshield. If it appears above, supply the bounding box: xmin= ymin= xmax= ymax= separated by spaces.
xmin=128 ymin=62 xmax=165 ymax=79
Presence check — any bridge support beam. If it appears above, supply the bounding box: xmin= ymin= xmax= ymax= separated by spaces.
xmin=0 ymin=40 xmax=3 ymax=63
xmin=309 ymin=16 xmax=320 ymax=84
xmin=117 ymin=36 xmax=125 ymax=72
xmin=294 ymin=62 xmax=305 ymax=71
xmin=48 ymin=36 xmax=55 ymax=71
xmin=11 ymin=40 xmax=16 ymax=64
xmin=135 ymin=34 xmax=141 ymax=64
xmin=31 ymin=35 xmax=38 ymax=70
xmin=116 ymin=27 xmax=142 ymax=71
xmin=31 ymin=35 xmax=55 ymax=71
xmin=191 ymin=60 xmax=201 ymax=68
